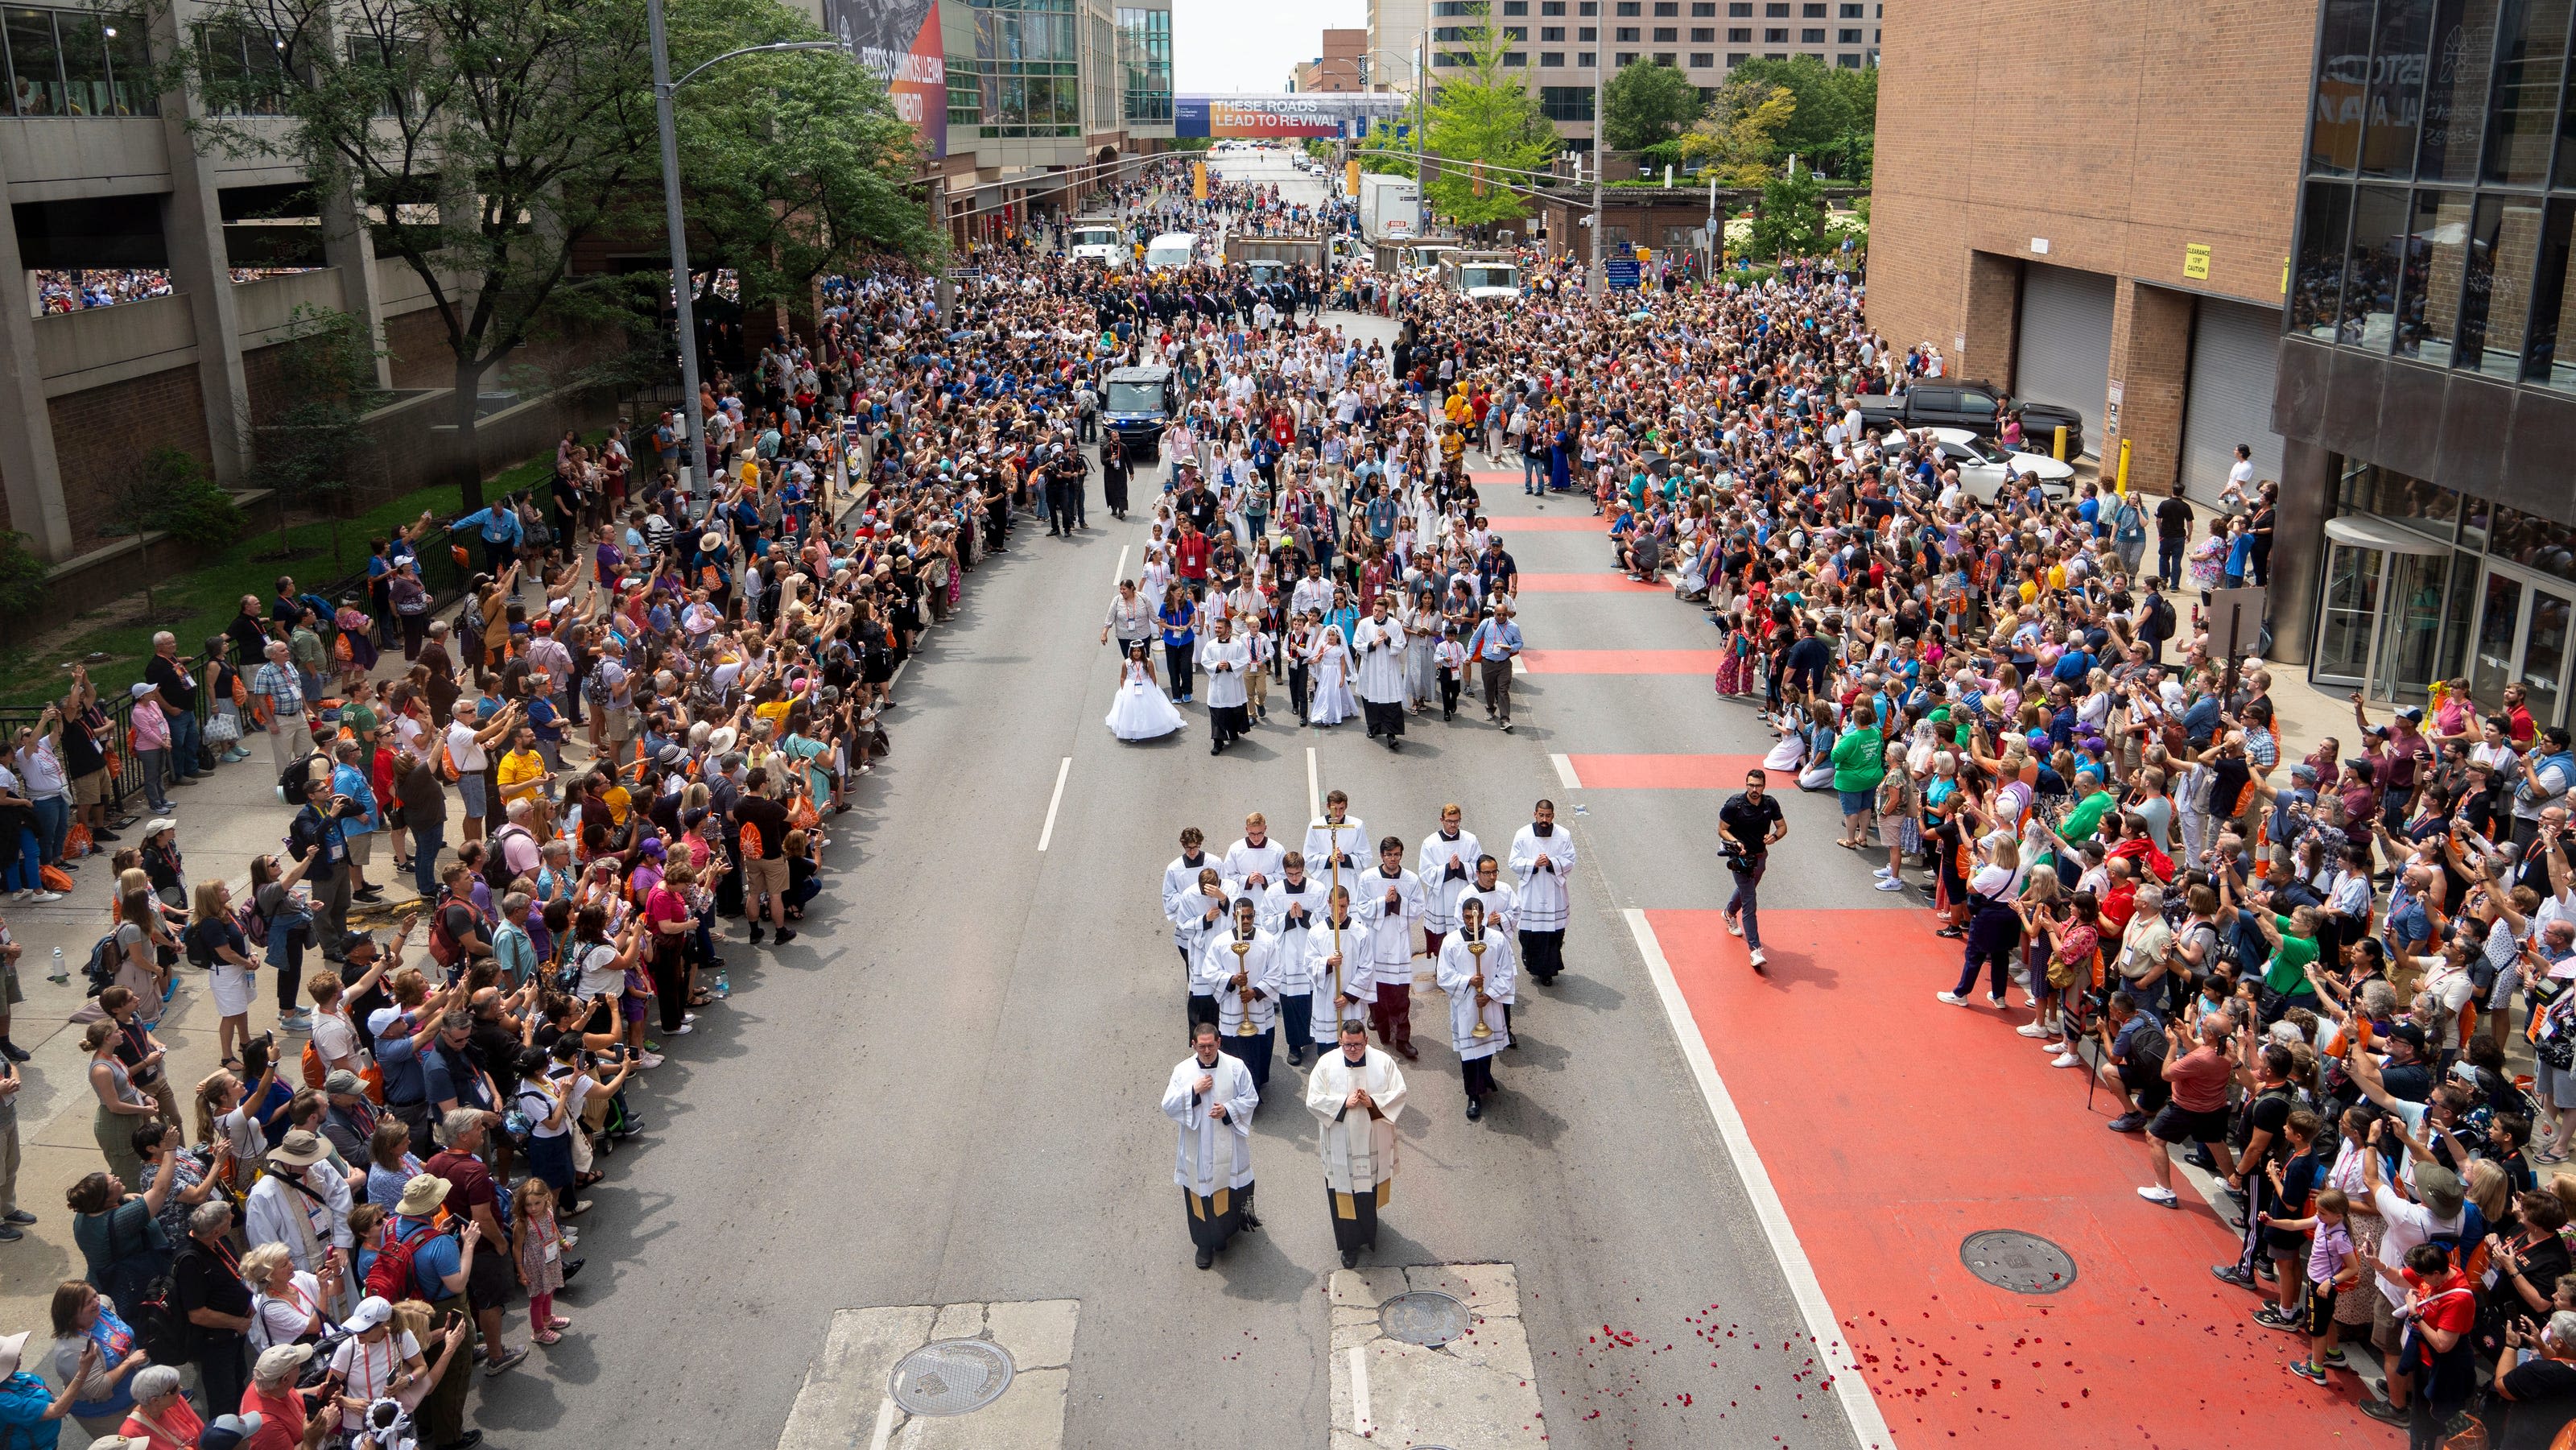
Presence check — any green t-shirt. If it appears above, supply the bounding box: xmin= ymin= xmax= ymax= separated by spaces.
xmin=2263 ymin=914 xmax=2319 ymax=994
xmin=2060 ymin=788 xmax=2117 ymax=843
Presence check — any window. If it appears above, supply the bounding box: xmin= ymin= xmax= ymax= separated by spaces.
xmin=1801 ymin=27 xmax=1824 ymax=41
xmin=1728 ymin=26 xmax=1749 ymax=39
xmin=1655 ymin=1 xmax=1679 ymax=11
xmin=1616 ymin=1 xmax=1641 ymax=11
xmin=1691 ymin=26 xmax=1713 ymax=39
xmin=1542 ymin=25 xmax=1564 ymax=39
xmin=1579 ymin=48 xmax=1596 ymax=63
xmin=1539 ymin=84 xmax=1596 ymax=118
xmin=1503 ymin=0 xmax=1529 ymax=10
xmin=1654 ymin=50 xmax=1676 ymax=62
xmin=1690 ymin=49 xmax=1713 ymax=64
xmin=1729 ymin=1 xmax=1751 ymax=11
xmin=1841 ymin=2 xmax=1863 ymax=12
xmin=1837 ymin=52 xmax=1860 ymax=65
xmin=1505 ymin=25 xmax=1530 ymax=37
xmin=2483 ymin=0 xmax=2564 ymax=185
xmin=1579 ymin=0 xmax=1596 ymax=10
xmin=1434 ymin=1 xmax=1488 ymax=12
xmin=1115 ymin=6 xmax=1172 ymax=125
xmin=1432 ymin=28 xmax=1486 ymax=42
xmin=1765 ymin=2 xmax=1787 ymax=12
xmin=1838 ymin=27 xmax=1860 ymax=41
xmin=1542 ymin=0 xmax=1566 ymax=10
xmin=1616 ymin=49 xmax=1638 ymax=62
xmin=1541 ymin=49 xmax=1564 ymax=63
xmin=20 ymin=7 xmax=149 ymax=116
xmin=1653 ymin=25 xmax=1677 ymax=39
xmin=1804 ymin=50 xmax=1823 ymax=60
xmin=1804 ymin=2 xmax=1827 ymax=13
xmin=2289 ymin=180 xmax=2354 ymax=337
xmin=1504 ymin=49 xmax=1527 ymax=62
xmin=1765 ymin=50 xmax=1785 ymax=57
xmin=1728 ymin=51 xmax=1747 ymax=63
xmin=1616 ymin=25 xmax=1638 ymax=39
xmin=1579 ymin=25 xmax=1596 ymax=37
xmin=1764 ymin=26 xmax=1786 ymax=40
xmin=1694 ymin=0 xmax=1715 ymax=10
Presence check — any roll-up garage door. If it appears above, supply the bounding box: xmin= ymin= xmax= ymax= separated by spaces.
xmin=2013 ymin=262 xmax=2116 ymax=456
xmin=2179 ymin=297 xmax=2286 ymax=497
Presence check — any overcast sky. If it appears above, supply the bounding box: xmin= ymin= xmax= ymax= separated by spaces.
xmin=1174 ymin=0 xmax=1365 ymax=93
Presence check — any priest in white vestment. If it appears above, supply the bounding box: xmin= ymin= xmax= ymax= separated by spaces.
xmin=1353 ymin=835 xmax=1426 ymax=1060
xmin=1191 ymin=896 xmax=1281 ymax=1089
xmin=1435 ymin=899 xmax=1517 ymax=1121
xmin=1261 ymin=855 xmax=1326 ymax=1065
xmin=1164 ymin=1022 xmax=1260 ymax=1270
xmin=1306 ymin=1020 xmax=1408 ymax=1268
xmin=1415 ymin=804 xmax=1483 ymax=958
xmin=1508 ymin=799 xmax=1578 ymax=984
xmin=1350 ymin=597 xmax=1409 ymax=747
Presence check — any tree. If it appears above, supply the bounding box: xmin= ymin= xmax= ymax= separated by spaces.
xmin=1356 ymin=119 xmax=1415 ymax=176
xmin=1419 ymin=20 xmax=1558 ymax=228
xmin=252 ymin=306 xmax=386 ymax=572
xmin=1680 ymin=77 xmax=1796 ymax=186
xmin=667 ymin=0 xmax=941 ymax=316
xmin=1601 ymin=58 xmax=1703 ymax=154
xmin=102 ymin=448 xmax=241 ymax=625
xmin=177 ymin=0 xmax=929 ymax=512
xmin=1726 ymin=56 xmax=1876 ymax=180
xmin=1750 ymin=156 xmax=1829 ymax=260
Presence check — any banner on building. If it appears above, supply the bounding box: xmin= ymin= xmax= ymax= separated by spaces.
xmin=1176 ymin=93 xmax=1412 ymax=139
xmin=823 ymin=0 xmax=948 ymax=160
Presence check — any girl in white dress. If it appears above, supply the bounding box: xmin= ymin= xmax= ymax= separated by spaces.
xmin=1307 ymin=625 xmax=1358 ymax=727
xmin=1106 ymin=643 xmax=1187 ymax=742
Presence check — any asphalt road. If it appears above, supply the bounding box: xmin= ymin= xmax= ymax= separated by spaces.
xmin=473 ymin=150 xmax=1874 ymax=1450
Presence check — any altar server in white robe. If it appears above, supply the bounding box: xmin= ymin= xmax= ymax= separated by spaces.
xmin=1415 ymin=803 xmax=1482 ymax=957
xmin=1350 ymin=595 xmax=1409 ymax=748
xmin=1200 ymin=616 xmax=1253 ymax=754
xmin=1224 ymin=812 xmax=1286 ymax=895
xmin=1303 ymin=792 xmax=1366 ymax=883
xmin=1300 ymin=884 xmax=1370 ymax=1061
xmin=1435 ymin=898 xmax=1517 ymax=1119
xmin=1508 ymin=799 xmax=1577 ymax=985
xmin=1353 ymin=835 xmax=1426 ymax=1060
xmin=1191 ymin=895 xmax=1281 ymax=1089
xmin=1307 ymin=1019 xmax=1408 ymax=1269
xmin=1468 ymin=853 xmax=1523 ymax=1041
xmin=1167 ymin=863 xmax=1235 ymax=1028
xmin=1261 ymin=853 xmax=1326 ymax=1065
xmin=1162 ymin=826 xmax=1226 ymax=968
xmin=1163 ymin=1021 xmax=1259 ymax=1270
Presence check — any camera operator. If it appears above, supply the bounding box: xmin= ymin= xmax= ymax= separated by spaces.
xmin=1718 ymin=767 xmax=1788 ymax=972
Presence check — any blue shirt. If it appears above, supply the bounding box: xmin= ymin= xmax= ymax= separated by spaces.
xmin=332 ymin=762 xmax=378 ymax=835
xmin=371 ymin=1010 xmax=427 ymax=1105
xmin=1467 ymin=618 xmax=1524 ymax=662
xmin=0 ymin=1372 xmax=63 ymax=1450
xmin=393 ymin=1217 xmax=461 ymax=1299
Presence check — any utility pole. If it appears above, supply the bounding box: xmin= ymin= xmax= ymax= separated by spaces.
xmin=1416 ymin=30 xmax=1429 ymax=238
xmin=1587 ymin=37 xmax=1604 ymax=296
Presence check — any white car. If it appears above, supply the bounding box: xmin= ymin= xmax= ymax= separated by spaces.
xmin=1926 ymin=427 xmax=2077 ymax=504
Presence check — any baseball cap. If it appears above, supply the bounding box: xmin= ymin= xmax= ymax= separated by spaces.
xmin=200 ymin=1415 xmax=264 ymax=1450
xmin=343 ymin=1295 xmax=396 ymax=1333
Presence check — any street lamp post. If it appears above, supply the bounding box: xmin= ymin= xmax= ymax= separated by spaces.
xmin=646 ymin=0 xmax=836 ymax=506
xmin=1588 ymin=42 xmax=1604 ymax=295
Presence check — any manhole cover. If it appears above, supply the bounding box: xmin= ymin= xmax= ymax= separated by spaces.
xmin=888 ymin=1339 xmax=1015 ymax=1415
xmin=1959 ymin=1230 xmax=2078 ymax=1294
xmin=1380 ymin=1290 xmax=1472 ymax=1346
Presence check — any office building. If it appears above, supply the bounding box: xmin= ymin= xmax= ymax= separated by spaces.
xmin=2274 ymin=0 xmax=2576 ymax=724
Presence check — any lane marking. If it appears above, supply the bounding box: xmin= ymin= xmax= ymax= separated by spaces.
xmin=1037 ymin=756 xmax=1072 ymax=852
xmin=1307 ymin=746 xmax=1320 ymax=820
xmin=1110 ymin=543 xmax=1129 ymax=585
xmin=865 ymin=1397 xmax=896 ymax=1450
xmin=1519 ymin=648 xmax=1720 ymax=675
xmin=1550 ymin=752 xmax=1579 ymax=789
xmin=1348 ymin=1345 xmax=1373 ymax=1438
xmin=1621 ymin=909 xmax=1893 ymax=1449
xmin=1513 ymin=654 xmax=1527 ymax=675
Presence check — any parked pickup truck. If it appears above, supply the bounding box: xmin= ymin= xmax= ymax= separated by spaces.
xmin=1855 ymin=380 xmax=2086 ymax=458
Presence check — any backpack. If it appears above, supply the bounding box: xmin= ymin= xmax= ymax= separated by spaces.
xmin=132 ymin=1270 xmax=190 ymax=1366
xmin=2145 ymin=593 xmax=2175 ymax=636
xmin=432 ymin=736 xmax=463 ymax=784
xmin=276 ymin=751 xmax=323 ymax=802
xmin=85 ymin=929 xmax=124 ymax=993
xmin=483 ymin=828 xmax=528 ymax=894
xmin=366 ymin=1221 xmax=448 ymax=1303
xmin=581 ymin=664 xmax=613 ymax=708
xmin=427 ymin=897 xmax=481 ymax=969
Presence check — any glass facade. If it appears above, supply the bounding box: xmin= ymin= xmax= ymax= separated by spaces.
xmin=5 ymin=6 xmax=151 ymax=116
xmin=948 ymin=0 xmax=1084 ymax=139
xmin=2293 ymin=0 xmax=2576 ymax=392
xmin=1116 ymin=6 xmax=1170 ymax=125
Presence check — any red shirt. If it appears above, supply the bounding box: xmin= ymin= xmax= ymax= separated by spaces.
xmin=424 ymin=1146 xmax=497 ymax=1223
xmin=242 ymin=1382 xmax=309 ymax=1450
xmin=2509 ymin=703 xmax=2537 ymax=748
xmin=1175 ymin=531 xmax=1211 ymax=580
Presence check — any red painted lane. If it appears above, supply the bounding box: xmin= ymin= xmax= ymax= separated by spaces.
xmin=1564 ymin=754 xmax=1777 ymax=789
xmin=1520 ymin=649 xmax=1725 ymax=674
xmin=1486 ymin=515 xmax=1604 ymax=533
xmin=1643 ymin=907 xmax=2371 ymax=1448
xmin=1513 ymin=572 xmax=1668 ymax=593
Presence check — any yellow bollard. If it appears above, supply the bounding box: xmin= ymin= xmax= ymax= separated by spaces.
xmin=2053 ymin=424 xmax=2067 ymax=461
xmin=2116 ymin=438 xmax=2131 ymax=495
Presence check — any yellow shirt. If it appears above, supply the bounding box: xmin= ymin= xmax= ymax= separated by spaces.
xmin=496 ymin=747 xmax=548 ymax=801
xmin=601 ymin=783 xmax=633 ymax=827
xmin=753 ymin=700 xmax=793 ymax=733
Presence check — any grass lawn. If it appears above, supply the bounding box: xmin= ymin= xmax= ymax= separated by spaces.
xmin=0 ymin=448 xmax=568 ymax=708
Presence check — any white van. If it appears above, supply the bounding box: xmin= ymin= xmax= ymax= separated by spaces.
xmin=1067 ymin=223 xmax=1123 ymax=266
xmin=1144 ymin=231 xmax=1197 ymax=272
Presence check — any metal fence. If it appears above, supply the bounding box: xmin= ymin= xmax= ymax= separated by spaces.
xmin=0 ymin=515 xmax=489 ymax=813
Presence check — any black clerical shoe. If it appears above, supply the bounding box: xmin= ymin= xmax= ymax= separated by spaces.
xmin=1465 ymin=1097 xmax=1483 ymax=1122
xmin=1196 ymin=1246 xmax=1215 ymax=1270
xmin=1340 ymin=1247 xmax=1359 ymax=1269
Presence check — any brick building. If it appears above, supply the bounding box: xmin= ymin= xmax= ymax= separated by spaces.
xmin=1866 ymin=0 xmax=2320 ymax=634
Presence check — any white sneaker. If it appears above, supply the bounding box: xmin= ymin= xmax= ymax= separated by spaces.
xmin=1936 ymin=991 xmax=1967 ymax=1006
xmin=1748 ymin=948 xmax=1766 ymax=969
xmin=29 ymin=891 xmax=61 ymax=903
xmin=1874 ymin=878 xmax=1905 ymax=891
xmin=1724 ymin=915 xmax=1742 ymax=937
xmin=2041 ymin=1040 xmax=2067 ymax=1054
xmin=8 ymin=890 xmax=26 ymax=903
xmin=2015 ymin=1022 xmax=2052 ymax=1038
xmin=1984 ymin=992 xmax=2006 ymax=1008
xmin=2051 ymin=1051 xmax=2082 ymax=1068
xmin=637 ymin=1051 xmax=666 ymax=1068
xmin=670 ymin=1022 xmax=693 ymax=1035
xmin=2138 ymin=1185 xmax=2180 ymax=1207
xmin=1872 ymin=865 xmax=1893 ymax=878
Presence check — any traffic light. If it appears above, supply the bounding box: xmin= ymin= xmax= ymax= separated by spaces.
xmin=1472 ymin=161 xmax=1486 ymax=197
